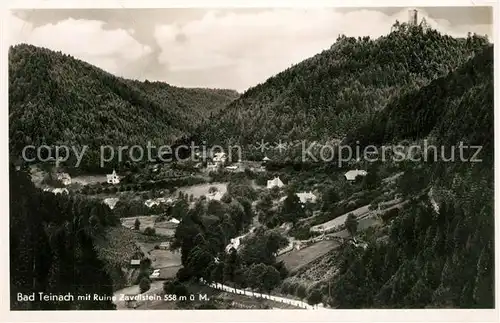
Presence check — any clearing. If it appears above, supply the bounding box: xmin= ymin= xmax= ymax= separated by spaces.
xmin=277 ymin=240 xmax=340 ymax=273
xmin=121 ymin=215 xmax=177 ymax=237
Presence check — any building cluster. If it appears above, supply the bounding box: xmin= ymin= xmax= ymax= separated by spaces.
xmin=106 ymin=170 xmax=120 ymax=184
xmin=56 ymin=172 xmax=72 ymax=186
xmin=144 ymin=197 xmax=175 ymax=208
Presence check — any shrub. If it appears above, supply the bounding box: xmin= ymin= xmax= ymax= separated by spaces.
xmin=139 ymin=277 xmax=151 ymax=293
xmin=143 ymin=227 xmax=156 ymax=236
xmin=380 ymin=207 xmax=400 ymax=223
xmin=307 ymin=288 xmax=323 ymax=305
xmin=295 ymin=284 xmax=307 ymax=300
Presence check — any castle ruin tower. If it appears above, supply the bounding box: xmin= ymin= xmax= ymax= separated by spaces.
xmin=408 ymin=9 xmax=418 ymax=26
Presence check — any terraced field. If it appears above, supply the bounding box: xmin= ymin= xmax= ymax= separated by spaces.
xmin=94 ymin=226 xmax=142 ymax=267
xmin=93 ymin=226 xmax=143 ymax=290
xmin=277 ymin=240 xmax=340 ymax=273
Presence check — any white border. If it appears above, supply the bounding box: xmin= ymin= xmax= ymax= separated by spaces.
xmin=4 ymin=0 xmax=500 ymax=9
xmin=1 ymin=0 xmax=498 ymax=322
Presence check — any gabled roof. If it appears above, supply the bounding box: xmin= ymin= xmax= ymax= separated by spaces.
xmin=297 ymin=191 xmax=317 ymax=203
xmin=107 ymin=170 xmax=119 ymax=179
xmin=207 ymin=191 xmax=224 ymax=201
xmin=104 ymin=197 xmax=119 ymax=209
xmin=344 ymin=169 xmax=367 ymax=181
xmin=279 ymin=191 xmax=317 ymax=204
xmin=267 ymin=176 xmax=284 ymax=188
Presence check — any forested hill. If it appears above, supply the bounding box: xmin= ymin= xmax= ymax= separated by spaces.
xmin=327 ymin=45 xmax=494 ymax=308
xmin=8 ymin=44 xmax=238 ymax=168
xmin=348 ymin=44 xmax=493 ymax=151
xmin=196 ymin=23 xmax=489 ymax=145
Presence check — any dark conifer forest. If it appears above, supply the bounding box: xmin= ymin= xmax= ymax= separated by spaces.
xmin=196 ymin=24 xmax=489 ymax=145
xmin=10 ymin=165 xmax=120 ymax=310
xmin=9 ymin=44 xmax=238 ymax=171
xmin=328 ymin=45 xmax=494 ymax=308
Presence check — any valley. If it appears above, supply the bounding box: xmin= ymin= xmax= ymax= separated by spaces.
xmin=9 ymin=17 xmax=494 ymax=311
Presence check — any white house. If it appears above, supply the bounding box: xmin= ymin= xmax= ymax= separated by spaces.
xmin=56 ymin=173 xmax=72 ymax=186
xmin=44 ymin=187 xmax=69 ymax=195
xmin=130 ymin=259 xmax=141 ymax=267
xmin=159 ymin=242 xmax=170 ymax=250
xmin=225 ymin=237 xmax=241 ymax=253
xmin=267 ymin=177 xmax=284 ymax=189
xmin=104 ymin=197 xmax=119 ymax=210
xmin=344 ymin=169 xmax=367 ymax=181
xmin=225 ymin=165 xmax=238 ymax=171
xmin=207 ymin=162 xmax=219 ymax=172
xmin=144 ymin=199 xmax=159 ymax=208
xmin=297 ymin=191 xmax=317 ymax=204
xmin=262 ymin=156 xmax=271 ymax=162
xmin=207 ymin=191 xmax=224 ymax=201
xmin=106 ymin=170 xmax=120 ymax=184
xmin=213 ymin=152 xmax=227 ymax=164
xmin=169 ymin=218 xmax=180 ymax=224
xmin=144 ymin=197 xmax=170 ymax=208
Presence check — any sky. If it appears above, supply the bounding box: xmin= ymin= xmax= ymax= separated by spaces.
xmin=8 ymin=7 xmax=493 ymax=92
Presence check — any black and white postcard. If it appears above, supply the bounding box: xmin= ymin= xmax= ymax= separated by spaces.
xmin=3 ymin=1 xmax=497 ymax=322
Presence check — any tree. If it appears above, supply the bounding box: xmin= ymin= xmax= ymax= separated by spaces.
xmin=307 ymin=288 xmax=323 ymax=306
xmin=139 ymin=277 xmax=151 ymax=293
xmin=239 ymin=230 xmax=288 ymax=266
xmin=473 ymin=245 xmax=493 ymax=307
xmin=134 ymin=218 xmax=141 ymax=230
xmin=163 ymin=279 xmax=188 ymax=297
xmin=295 ymin=284 xmax=307 ymax=300
xmin=260 ymin=265 xmax=281 ymax=293
xmin=321 ymin=186 xmax=339 ymax=211
xmin=208 ymin=186 xmax=218 ymax=194
xmin=362 ymin=168 xmax=379 ymax=190
xmin=281 ymin=189 xmax=304 ymax=226
xmin=223 ymin=249 xmax=240 ymax=284
xmin=143 ymin=227 xmax=156 ymax=236
xmin=245 ymin=263 xmax=281 ymax=293
xmin=256 ymin=193 xmax=273 ymax=223
xmin=227 ymin=181 xmax=257 ymax=201
xmin=345 ymin=213 xmax=358 ymax=236
xmin=403 ymin=278 xmax=432 ymax=308
xmin=221 ymin=193 xmax=232 ymax=203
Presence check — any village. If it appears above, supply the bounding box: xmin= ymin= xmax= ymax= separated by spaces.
xmin=29 ymin=145 xmax=409 ymax=310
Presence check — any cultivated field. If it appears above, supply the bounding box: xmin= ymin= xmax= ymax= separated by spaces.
xmin=310 ymin=204 xmax=371 ymax=233
xmin=277 ymin=240 xmax=340 ymax=273
xmin=94 ymin=226 xmax=142 ymax=267
xmin=136 ymin=241 xmax=182 ymax=279
xmin=121 ymin=215 xmax=177 ymax=237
